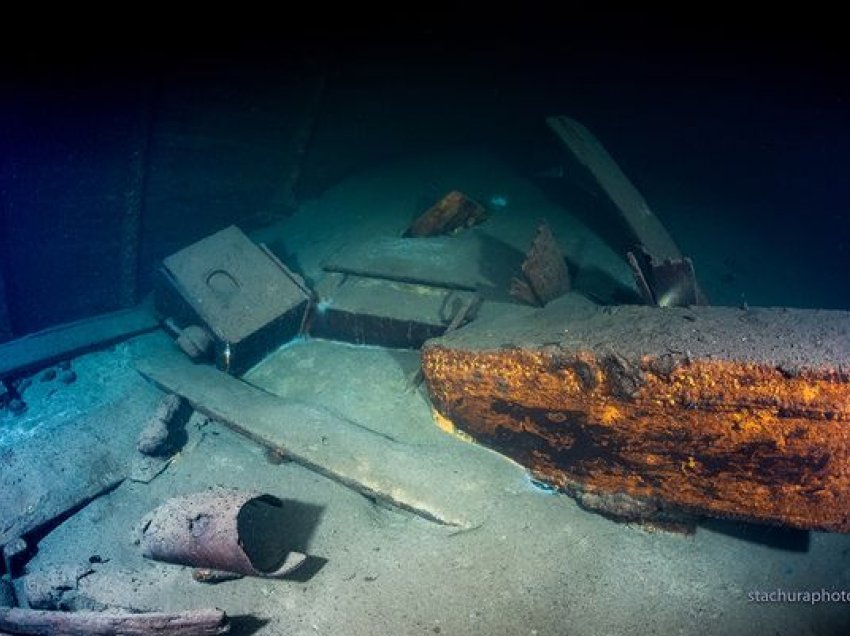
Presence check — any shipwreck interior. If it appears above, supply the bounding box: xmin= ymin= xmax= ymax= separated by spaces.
xmin=1 ymin=11 xmax=850 ymax=636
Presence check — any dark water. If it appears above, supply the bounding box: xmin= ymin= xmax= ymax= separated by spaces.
xmin=1 ymin=10 xmax=848 ymax=335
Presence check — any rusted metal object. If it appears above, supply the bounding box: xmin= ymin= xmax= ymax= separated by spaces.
xmin=510 ymin=222 xmax=570 ymax=306
xmin=403 ymin=190 xmax=487 ymax=238
xmin=627 ymin=248 xmax=703 ymax=307
xmin=155 ymin=226 xmax=310 ymax=375
xmin=407 ymin=292 xmax=482 ymax=392
xmin=546 ymin=116 xmax=683 ymax=261
xmin=421 ymin=296 xmax=850 ymax=532
xmin=139 ymin=489 xmax=306 ymax=578
xmin=546 ymin=116 xmax=705 ymax=306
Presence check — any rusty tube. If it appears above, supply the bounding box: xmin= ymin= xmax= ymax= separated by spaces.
xmin=139 ymin=489 xmax=305 ymax=578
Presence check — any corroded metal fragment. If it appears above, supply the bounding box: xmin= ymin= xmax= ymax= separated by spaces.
xmin=404 ymin=190 xmax=487 ymax=237
xmin=421 ymin=298 xmax=850 ymax=532
xmin=511 ymin=222 xmax=570 ymax=306
xmin=139 ymin=489 xmax=306 ymax=578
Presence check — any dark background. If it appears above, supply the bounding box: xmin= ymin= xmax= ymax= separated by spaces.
xmin=1 ymin=7 xmax=848 ymax=337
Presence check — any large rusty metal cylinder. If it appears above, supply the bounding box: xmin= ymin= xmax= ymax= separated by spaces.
xmin=139 ymin=489 xmax=306 ymax=578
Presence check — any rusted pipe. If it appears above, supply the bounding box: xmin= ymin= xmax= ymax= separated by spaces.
xmin=138 ymin=489 xmax=306 ymax=578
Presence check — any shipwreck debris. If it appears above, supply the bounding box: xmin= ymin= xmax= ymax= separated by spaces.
xmin=324 ymin=235 xmax=485 ymax=292
xmin=138 ymin=489 xmax=307 ymax=579
xmin=312 ymin=273 xmax=480 ymax=349
xmin=0 ymin=307 xmax=157 ymax=381
xmin=192 ymin=568 xmax=244 ymax=585
xmin=444 ymin=291 xmax=482 ymax=333
xmin=421 ymin=294 xmax=850 ymax=532
xmin=315 ymin=229 xmax=498 ymax=348
xmin=403 ymin=190 xmax=487 ymax=238
xmin=155 ymin=226 xmax=311 ymax=375
xmin=627 ymin=248 xmax=703 ymax=307
xmin=176 ymin=325 xmax=214 ymax=362
xmin=546 ymin=115 xmax=704 ymax=306
xmin=625 ymin=251 xmax=655 ymax=305
xmin=0 ymin=607 xmax=230 ymax=635
xmin=136 ymin=350 xmax=517 ymax=528
xmin=572 ymin=489 xmax=696 ymax=534
xmin=136 ymin=393 xmax=187 ymax=457
xmin=510 ymin=221 xmax=570 ymax=306
xmin=407 ymin=291 xmax=482 ymax=392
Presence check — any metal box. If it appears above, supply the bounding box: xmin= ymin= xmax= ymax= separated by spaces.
xmin=156 ymin=225 xmax=310 ymax=375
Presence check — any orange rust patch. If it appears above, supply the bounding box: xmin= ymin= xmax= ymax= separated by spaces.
xmin=404 ymin=190 xmax=487 ymax=238
xmin=422 ymin=344 xmax=850 ymax=532
xmin=598 ymin=404 xmax=622 ymax=425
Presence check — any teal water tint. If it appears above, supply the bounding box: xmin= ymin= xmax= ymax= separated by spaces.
xmin=1 ymin=13 xmax=849 ymax=636
xmin=1 ymin=15 xmax=847 ymax=337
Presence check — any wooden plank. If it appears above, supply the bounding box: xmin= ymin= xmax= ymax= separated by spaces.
xmin=323 ymin=234 xmax=521 ymax=292
xmin=135 ymin=350 xmax=523 ymax=528
xmin=312 ymin=273 xmax=478 ymax=348
xmin=0 ymin=307 xmax=159 ymax=380
xmin=546 ymin=116 xmax=683 ymax=261
xmin=0 ymin=607 xmax=229 ymax=636
xmin=421 ymin=294 xmax=850 ymax=532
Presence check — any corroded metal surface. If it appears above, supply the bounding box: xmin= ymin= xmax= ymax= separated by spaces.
xmin=156 ymin=225 xmax=309 ymax=375
xmin=404 ymin=190 xmax=487 ymax=238
xmin=511 ymin=221 xmax=570 ymax=306
xmin=139 ymin=489 xmax=306 ymax=578
xmin=422 ymin=297 xmax=850 ymax=532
